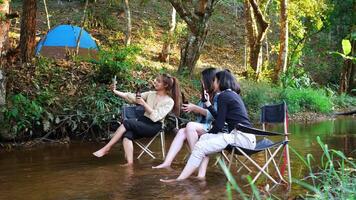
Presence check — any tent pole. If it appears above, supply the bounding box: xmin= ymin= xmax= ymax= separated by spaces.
xmin=76 ymin=0 xmax=89 ymax=55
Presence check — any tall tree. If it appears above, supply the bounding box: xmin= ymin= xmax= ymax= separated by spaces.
xmin=168 ymin=0 xmax=219 ymax=74
xmin=0 ymin=0 xmax=10 ymax=56
xmin=158 ymin=7 xmax=176 ymax=63
xmin=123 ymin=0 xmax=131 ymax=46
xmin=275 ymin=0 xmax=288 ymax=82
xmin=19 ymin=0 xmax=37 ymax=63
xmin=339 ymin=38 xmax=356 ymax=94
xmin=244 ymin=0 xmax=269 ymax=80
xmin=0 ymin=0 xmax=10 ymax=107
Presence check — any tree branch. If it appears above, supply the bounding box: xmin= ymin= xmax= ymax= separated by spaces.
xmin=168 ymin=0 xmax=197 ymax=33
xmin=249 ymin=0 xmax=269 ymax=42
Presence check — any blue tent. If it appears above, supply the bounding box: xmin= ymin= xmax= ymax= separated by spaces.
xmin=36 ymin=25 xmax=99 ymax=59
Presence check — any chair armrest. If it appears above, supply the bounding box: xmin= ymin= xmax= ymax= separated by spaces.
xmin=235 ymin=123 xmax=287 ymax=136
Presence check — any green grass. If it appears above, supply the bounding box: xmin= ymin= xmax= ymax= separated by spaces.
xmin=290 ymin=136 xmax=356 ymax=199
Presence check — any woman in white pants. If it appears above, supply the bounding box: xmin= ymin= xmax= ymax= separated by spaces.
xmin=161 ymin=70 xmax=256 ymax=182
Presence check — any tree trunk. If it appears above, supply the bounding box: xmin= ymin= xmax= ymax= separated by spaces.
xmin=0 ymin=70 xmax=5 ymax=107
xmin=178 ymin=29 xmax=208 ymax=74
xmin=169 ymin=0 xmax=217 ymax=74
xmin=275 ymin=0 xmax=288 ymax=82
xmin=244 ymin=0 xmax=269 ymax=80
xmin=123 ymin=0 xmax=131 ymax=46
xmin=20 ymin=0 xmax=37 ymax=63
xmin=0 ymin=0 xmax=10 ymax=57
xmin=0 ymin=0 xmax=10 ymax=109
xmin=158 ymin=7 xmax=176 ymax=63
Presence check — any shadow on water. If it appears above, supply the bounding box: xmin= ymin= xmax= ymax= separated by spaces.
xmin=0 ymin=117 xmax=354 ymax=199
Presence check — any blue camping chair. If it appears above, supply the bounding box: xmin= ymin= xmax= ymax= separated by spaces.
xmin=121 ymin=105 xmax=179 ymax=160
xmin=223 ymin=102 xmax=292 ymax=187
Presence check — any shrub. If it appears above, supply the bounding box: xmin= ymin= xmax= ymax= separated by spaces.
xmin=240 ymin=80 xmax=280 ymax=119
xmin=92 ymin=45 xmax=142 ymax=83
xmin=332 ymin=93 xmax=356 ymax=109
xmin=2 ymin=94 xmax=44 ymax=135
xmin=280 ymin=87 xmax=332 ymax=114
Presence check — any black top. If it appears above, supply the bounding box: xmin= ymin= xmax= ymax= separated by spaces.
xmin=207 ymin=90 xmax=251 ymax=133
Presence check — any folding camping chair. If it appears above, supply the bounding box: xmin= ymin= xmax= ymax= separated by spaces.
xmin=121 ymin=105 xmax=179 ymax=160
xmin=223 ymin=101 xmax=292 ymax=187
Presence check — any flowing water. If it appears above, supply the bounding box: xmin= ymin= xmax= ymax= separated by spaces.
xmin=0 ymin=117 xmax=355 ymax=199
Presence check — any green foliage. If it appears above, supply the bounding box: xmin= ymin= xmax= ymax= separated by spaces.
xmin=3 ymin=94 xmax=44 ymax=134
xmin=332 ymin=93 xmax=356 ymax=109
xmin=58 ymin=84 xmax=124 ymax=134
xmin=92 ymin=45 xmax=142 ymax=83
xmin=85 ymin=5 xmax=119 ymax=30
xmin=280 ymin=87 xmax=332 ymax=113
xmin=342 ymin=39 xmax=352 ymax=55
xmin=280 ymin=66 xmax=314 ymax=88
xmin=330 ymin=39 xmax=356 ymax=62
xmin=241 ymin=80 xmax=336 ymax=116
xmin=240 ymin=80 xmax=280 ymax=118
xmin=291 ymin=136 xmax=356 ymax=199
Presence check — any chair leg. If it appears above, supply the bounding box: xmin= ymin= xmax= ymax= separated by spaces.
xmin=236 ymin=145 xmax=283 ymax=185
xmin=228 ymin=148 xmax=235 ymax=170
xmin=250 ymin=145 xmax=284 ymax=184
xmin=160 ymin=131 xmax=166 ymax=159
xmin=136 ymin=133 xmax=160 ymax=159
xmin=267 ymin=148 xmax=287 ymax=183
xmin=235 ymin=156 xmax=252 ymax=173
xmin=286 ymin=144 xmax=292 ymax=188
xmin=265 ymin=150 xmax=269 ymax=173
xmin=135 ymin=141 xmax=156 ymax=159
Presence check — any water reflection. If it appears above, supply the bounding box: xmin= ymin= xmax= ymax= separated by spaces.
xmin=0 ymin=117 xmax=354 ymax=199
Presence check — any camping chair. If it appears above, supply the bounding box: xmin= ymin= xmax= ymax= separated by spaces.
xmin=223 ymin=101 xmax=292 ymax=187
xmin=121 ymin=105 xmax=179 ymax=160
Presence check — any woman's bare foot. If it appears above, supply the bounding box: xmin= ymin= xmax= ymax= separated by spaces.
xmin=152 ymin=163 xmax=171 ymax=169
xmin=160 ymin=178 xmax=179 ymax=183
xmin=120 ymin=162 xmax=133 ymax=167
xmin=92 ymin=149 xmax=109 ymax=157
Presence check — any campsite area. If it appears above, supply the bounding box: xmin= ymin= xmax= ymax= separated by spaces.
xmin=0 ymin=0 xmax=355 ymax=199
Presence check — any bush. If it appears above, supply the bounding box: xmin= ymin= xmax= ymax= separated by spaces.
xmin=2 ymin=94 xmax=44 ymax=135
xmin=92 ymin=45 xmax=142 ymax=83
xmin=332 ymin=93 xmax=356 ymax=109
xmin=280 ymin=87 xmax=332 ymax=113
xmin=240 ymin=80 xmax=280 ymax=119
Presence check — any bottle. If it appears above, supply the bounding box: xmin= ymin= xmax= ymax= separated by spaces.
xmin=182 ymin=92 xmax=189 ymax=104
xmin=201 ymin=86 xmax=207 ymax=102
xmin=112 ymin=75 xmax=117 ymax=90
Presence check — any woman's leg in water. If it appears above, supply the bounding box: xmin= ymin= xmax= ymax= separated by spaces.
xmin=152 ymin=128 xmax=187 ymax=168
xmin=185 ymin=122 xmax=208 ymax=178
xmin=185 ymin=122 xmax=206 ymax=150
xmin=122 ymin=137 xmax=134 ymax=165
xmin=161 ymin=134 xmax=228 ymax=182
xmin=93 ymin=124 xmax=127 ymax=157
xmin=197 ymin=157 xmax=209 ymax=179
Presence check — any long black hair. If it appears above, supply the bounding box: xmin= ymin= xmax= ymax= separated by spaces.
xmin=201 ymin=67 xmax=219 ymax=95
xmin=215 ymin=69 xmax=241 ymax=94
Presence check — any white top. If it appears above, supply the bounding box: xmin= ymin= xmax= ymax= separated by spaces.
xmin=124 ymin=91 xmax=174 ymax=123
